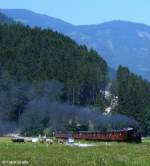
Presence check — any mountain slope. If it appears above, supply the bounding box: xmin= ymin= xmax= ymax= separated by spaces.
xmin=0 ymin=12 xmax=14 ymax=24
xmin=1 ymin=9 xmax=150 ymax=80
xmin=0 ymin=9 xmax=75 ymax=33
xmin=74 ymin=21 xmax=150 ymax=80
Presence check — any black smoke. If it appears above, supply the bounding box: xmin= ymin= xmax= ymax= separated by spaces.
xmin=0 ymin=70 xmax=138 ymax=135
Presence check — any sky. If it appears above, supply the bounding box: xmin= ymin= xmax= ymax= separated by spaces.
xmin=0 ymin=0 xmax=150 ymax=25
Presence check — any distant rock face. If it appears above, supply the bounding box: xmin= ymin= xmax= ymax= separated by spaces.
xmin=1 ymin=9 xmax=150 ymax=80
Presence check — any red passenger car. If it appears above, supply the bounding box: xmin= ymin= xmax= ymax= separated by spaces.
xmin=55 ymin=128 xmax=141 ymax=143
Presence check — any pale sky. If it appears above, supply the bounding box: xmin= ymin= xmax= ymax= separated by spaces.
xmin=0 ymin=0 xmax=150 ymax=25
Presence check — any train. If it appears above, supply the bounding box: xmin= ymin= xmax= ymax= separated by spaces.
xmin=55 ymin=128 xmax=141 ymax=143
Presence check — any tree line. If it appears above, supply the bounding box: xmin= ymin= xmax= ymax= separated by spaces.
xmin=115 ymin=66 xmax=150 ymax=135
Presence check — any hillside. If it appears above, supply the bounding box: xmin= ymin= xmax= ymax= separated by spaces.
xmin=1 ymin=9 xmax=150 ymax=80
xmin=0 ymin=22 xmax=107 ymax=106
xmin=0 ymin=17 xmax=110 ymax=134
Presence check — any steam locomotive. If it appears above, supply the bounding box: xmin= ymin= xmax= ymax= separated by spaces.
xmin=55 ymin=128 xmax=141 ymax=143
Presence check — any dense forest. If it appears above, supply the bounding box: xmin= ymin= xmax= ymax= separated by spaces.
xmin=0 ymin=13 xmax=150 ymax=135
xmin=115 ymin=66 xmax=150 ymax=135
xmin=0 ymin=20 xmax=107 ymax=107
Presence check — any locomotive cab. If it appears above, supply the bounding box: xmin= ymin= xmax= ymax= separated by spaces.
xmin=125 ymin=128 xmax=142 ymax=143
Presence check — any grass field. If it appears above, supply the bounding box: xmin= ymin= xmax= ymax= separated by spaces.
xmin=0 ymin=137 xmax=150 ymax=166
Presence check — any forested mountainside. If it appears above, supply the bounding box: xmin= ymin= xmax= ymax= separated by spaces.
xmin=0 ymin=12 xmax=150 ymax=135
xmin=0 ymin=23 xmax=107 ymax=106
xmin=74 ymin=21 xmax=150 ymax=81
xmin=1 ymin=9 xmax=150 ymax=80
xmin=0 ymin=13 xmax=110 ymax=135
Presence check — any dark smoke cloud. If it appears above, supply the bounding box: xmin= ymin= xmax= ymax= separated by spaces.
xmin=0 ymin=70 xmax=139 ymax=135
xmin=20 ymin=99 xmax=138 ymax=133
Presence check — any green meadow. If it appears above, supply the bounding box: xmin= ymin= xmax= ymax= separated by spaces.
xmin=0 ymin=137 xmax=150 ymax=166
